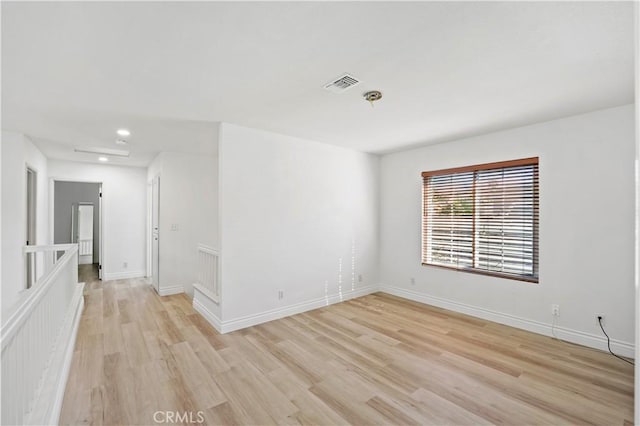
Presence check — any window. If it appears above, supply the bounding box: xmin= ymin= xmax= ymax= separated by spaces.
xmin=422 ymin=157 xmax=539 ymax=283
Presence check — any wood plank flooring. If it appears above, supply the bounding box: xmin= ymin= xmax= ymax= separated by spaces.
xmin=60 ymin=265 xmax=634 ymax=425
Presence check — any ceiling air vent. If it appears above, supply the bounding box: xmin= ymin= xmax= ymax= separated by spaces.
xmin=323 ymin=73 xmax=361 ymax=93
xmin=74 ymin=147 xmax=130 ymax=157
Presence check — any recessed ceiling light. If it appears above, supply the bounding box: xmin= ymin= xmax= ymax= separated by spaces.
xmin=98 ymin=156 xmax=109 ymax=162
xmin=116 ymin=129 xmax=130 ymax=137
xmin=115 ymin=139 xmax=128 ymax=145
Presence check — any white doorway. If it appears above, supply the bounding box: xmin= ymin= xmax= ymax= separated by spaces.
xmin=72 ymin=203 xmax=95 ymax=265
xmin=151 ymin=175 xmax=160 ymax=292
xmin=52 ymin=180 xmax=103 ymax=280
xmin=25 ymin=167 xmax=37 ymax=288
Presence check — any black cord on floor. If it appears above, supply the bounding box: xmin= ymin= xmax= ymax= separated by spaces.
xmin=598 ymin=317 xmax=634 ymax=366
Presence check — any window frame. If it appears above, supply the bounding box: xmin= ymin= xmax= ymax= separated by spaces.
xmin=421 ymin=157 xmax=539 ymax=284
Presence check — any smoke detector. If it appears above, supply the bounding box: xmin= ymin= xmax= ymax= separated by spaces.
xmin=363 ymin=90 xmax=383 ymax=107
xmin=323 ymin=73 xmax=361 ymax=93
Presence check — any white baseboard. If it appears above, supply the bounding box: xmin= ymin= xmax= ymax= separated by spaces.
xmin=193 ymin=283 xmax=219 ymax=304
xmin=158 ymin=285 xmax=184 ymax=296
xmin=25 ymin=282 xmax=85 ymax=425
xmin=380 ymin=284 xmax=635 ymax=358
xmin=103 ymin=270 xmax=146 ymax=281
xmin=217 ymin=285 xmax=378 ymax=334
xmin=193 ymin=297 xmax=222 ymax=332
xmin=193 ymin=284 xmax=221 ymax=331
xmin=191 ymin=278 xmax=634 ymax=358
xmin=78 ymin=255 xmax=92 ymax=265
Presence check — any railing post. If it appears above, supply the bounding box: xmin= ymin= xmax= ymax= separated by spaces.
xmin=72 ymin=250 xmax=78 ymax=285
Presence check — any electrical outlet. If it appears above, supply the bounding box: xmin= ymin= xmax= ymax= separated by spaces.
xmin=358 ymin=274 xmax=363 ymax=283
xmin=123 ymin=262 xmax=128 ymax=269
xmin=410 ymin=277 xmax=416 ymax=285
xmin=278 ymin=290 xmax=284 ymax=300
xmin=552 ymin=304 xmax=560 ymax=316
xmin=597 ymin=314 xmax=604 ymax=325
xmin=170 ymin=223 xmax=179 ymax=231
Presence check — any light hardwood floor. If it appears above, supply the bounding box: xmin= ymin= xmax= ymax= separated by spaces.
xmin=61 ymin=265 xmax=634 ymax=425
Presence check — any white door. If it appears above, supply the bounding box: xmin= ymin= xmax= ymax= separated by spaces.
xmin=152 ymin=176 xmax=160 ymax=292
xmin=98 ymin=185 xmax=103 ymax=279
xmin=77 ymin=204 xmax=94 ymax=264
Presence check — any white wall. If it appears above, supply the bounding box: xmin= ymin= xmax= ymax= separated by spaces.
xmin=147 ymin=152 xmax=218 ymax=297
xmin=2 ymin=131 xmax=23 ymax=312
xmin=218 ymin=123 xmax=379 ymax=328
xmin=634 ymin=1 xmax=639 ymax=419
xmin=1 ymin=131 xmax=49 ymax=312
xmin=380 ymin=104 xmax=636 ymax=355
xmin=1 ymin=132 xmax=2 ymax=308
xmin=48 ymin=160 xmax=147 ymax=280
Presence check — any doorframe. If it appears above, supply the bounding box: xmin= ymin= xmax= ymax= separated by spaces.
xmin=25 ymin=165 xmax=37 ymax=289
xmin=146 ymin=178 xmax=153 ymax=278
xmin=147 ymin=174 xmax=160 ymax=287
xmin=49 ymin=178 xmax=104 ymax=279
xmin=26 ymin=166 xmax=37 ymax=245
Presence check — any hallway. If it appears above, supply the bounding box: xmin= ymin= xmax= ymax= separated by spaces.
xmin=59 ymin=275 xmax=633 ymax=425
xmin=61 ymin=269 xmax=214 ymax=424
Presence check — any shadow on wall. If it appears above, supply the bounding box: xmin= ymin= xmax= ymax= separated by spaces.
xmin=324 ymin=238 xmax=358 ymax=306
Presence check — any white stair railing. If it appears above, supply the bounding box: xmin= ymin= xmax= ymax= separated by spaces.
xmin=1 ymin=244 xmax=84 ymax=425
xmin=194 ymin=244 xmax=219 ymax=302
xmin=78 ymin=239 xmax=93 ymax=256
xmin=24 ymin=244 xmax=72 ymax=290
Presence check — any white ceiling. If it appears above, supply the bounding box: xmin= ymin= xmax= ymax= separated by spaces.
xmin=2 ymin=1 xmax=634 ymax=165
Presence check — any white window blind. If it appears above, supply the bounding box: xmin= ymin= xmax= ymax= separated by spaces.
xmin=422 ymin=158 xmax=539 ymax=282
